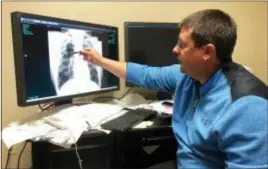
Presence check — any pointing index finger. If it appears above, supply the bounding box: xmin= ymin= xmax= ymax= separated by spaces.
xmin=80 ymin=48 xmax=91 ymax=54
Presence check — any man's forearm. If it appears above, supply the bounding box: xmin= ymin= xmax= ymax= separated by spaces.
xmin=99 ymin=58 xmax=127 ymax=79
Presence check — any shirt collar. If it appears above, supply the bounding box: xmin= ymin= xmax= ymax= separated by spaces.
xmin=198 ymin=69 xmax=222 ymax=96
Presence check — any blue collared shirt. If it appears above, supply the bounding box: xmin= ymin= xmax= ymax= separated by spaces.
xmin=126 ymin=62 xmax=268 ymax=169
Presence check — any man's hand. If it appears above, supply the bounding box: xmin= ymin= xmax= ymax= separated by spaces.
xmin=80 ymin=48 xmax=127 ymax=79
xmin=80 ymin=49 xmax=103 ymax=65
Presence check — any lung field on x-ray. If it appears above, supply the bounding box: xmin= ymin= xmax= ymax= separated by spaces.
xmin=82 ymin=32 xmax=99 ymax=85
xmin=88 ymin=64 xmax=99 ymax=84
xmin=58 ymin=42 xmax=75 ymax=89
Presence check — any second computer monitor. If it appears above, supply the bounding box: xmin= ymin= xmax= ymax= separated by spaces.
xmin=124 ymin=22 xmax=180 ymax=67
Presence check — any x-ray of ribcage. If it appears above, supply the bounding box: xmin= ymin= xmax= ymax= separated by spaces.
xmin=58 ymin=42 xmax=75 ymax=89
xmin=48 ymin=28 xmax=103 ymax=96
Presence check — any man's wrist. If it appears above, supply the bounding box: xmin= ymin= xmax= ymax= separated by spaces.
xmin=98 ymin=57 xmax=107 ymax=67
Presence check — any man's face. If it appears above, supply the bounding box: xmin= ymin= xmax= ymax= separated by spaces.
xmin=173 ymin=28 xmax=205 ymax=77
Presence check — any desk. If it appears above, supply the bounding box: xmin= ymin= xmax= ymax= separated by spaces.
xmin=32 ymin=129 xmax=116 ymax=169
xmin=32 ymin=117 xmax=177 ymax=169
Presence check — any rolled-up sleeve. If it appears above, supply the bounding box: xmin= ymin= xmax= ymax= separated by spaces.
xmin=126 ymin=62 xmax=183 ymax=93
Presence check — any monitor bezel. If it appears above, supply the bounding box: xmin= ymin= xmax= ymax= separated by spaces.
xmin=11 ymin=11 xmax=120 ymax=107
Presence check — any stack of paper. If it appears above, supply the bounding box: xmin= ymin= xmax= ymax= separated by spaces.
xmin=1 ymin=103 xmax=124 ymax=149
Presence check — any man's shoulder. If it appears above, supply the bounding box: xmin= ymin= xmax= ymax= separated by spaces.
xmin=221 ymin=62 xmax=268 ymax=101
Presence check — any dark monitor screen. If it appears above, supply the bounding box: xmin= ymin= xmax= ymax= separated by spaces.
xmin=124 ymin=22 xmax=180 ymax=87
xmin=124 ymin=22 xmax=179 ymax=67
xmin=11 ymin=12 xmax=120 ymax=107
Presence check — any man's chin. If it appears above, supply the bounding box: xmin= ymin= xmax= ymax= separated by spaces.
xmin=180 ymin=67 xmax=185 ymax=73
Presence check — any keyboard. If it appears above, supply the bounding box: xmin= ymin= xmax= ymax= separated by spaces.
xmin=100 ymin=108 xmax=157 ymax=131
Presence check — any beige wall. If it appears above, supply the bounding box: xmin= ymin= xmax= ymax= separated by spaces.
xmin=1 ymin=2 xmax=267 ymax=168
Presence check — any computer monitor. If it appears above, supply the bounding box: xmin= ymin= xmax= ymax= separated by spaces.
xmin=124 ymin=22 xmax=180 ymax=87
xmin=11 ymin=11 xmax=120 ymax=107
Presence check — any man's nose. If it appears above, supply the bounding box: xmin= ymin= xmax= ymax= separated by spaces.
xmin=172 ymin=45 xmax=180 ymax=55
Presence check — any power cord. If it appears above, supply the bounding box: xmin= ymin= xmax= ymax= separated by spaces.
xmin=38 ymin=103 xmax=83 ymax=169
xmin=17 ymin=141 xmax=27 ymax=169
xmin=74 ymin=141 xmax=83 ymax=169
xmin=5 ymin=147 xmax=13 ymax=169
xmin=5 ymin=141 xmax=28 ymax=169
xmin=119 ymin=87 xmax=133 ymax=100
xmin=67 ymin=128 xmax=83 ymax=169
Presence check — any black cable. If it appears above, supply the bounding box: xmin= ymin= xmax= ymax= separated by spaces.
xmin=91 ymin=96 xmax=120 ymax=102
xmin=17 ymin=141 xmax=27 ymax=169
xmin=38 ymin=103 xmax=55 ymax=112
xmin=38 ymin=104 xmax=45 ymax=111
xmin=119 ymin=87 xmax=133 ymax=100
xmin=5 ymin=147 xmax=13 ymax=169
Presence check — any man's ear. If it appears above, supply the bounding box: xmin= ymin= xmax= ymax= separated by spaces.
xmin=202 ymin=43 xmax=216 ymax=61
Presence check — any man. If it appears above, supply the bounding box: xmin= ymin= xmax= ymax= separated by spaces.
xmin=80 ymin=9 xmax=268 ymax=169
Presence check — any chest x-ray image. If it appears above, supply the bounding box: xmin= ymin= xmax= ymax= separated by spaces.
xmin=48 ymin=28 xmax=103 ymax=96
